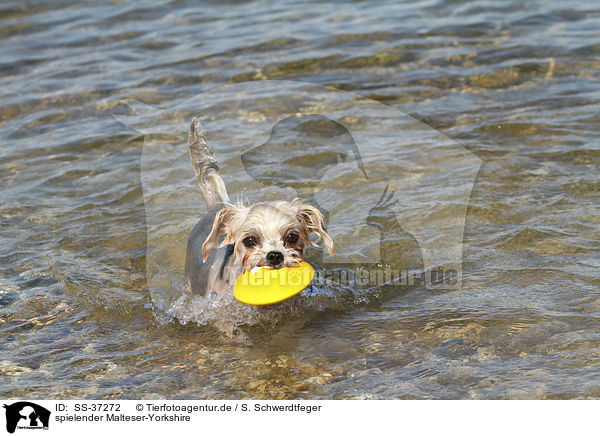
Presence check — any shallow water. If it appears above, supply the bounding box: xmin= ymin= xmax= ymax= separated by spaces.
xmin=1 ymin=0 xmax=599 ymax=399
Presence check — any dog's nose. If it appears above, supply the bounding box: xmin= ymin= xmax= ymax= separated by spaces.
xmin=266 ymin=251 xmax=284 ymax=266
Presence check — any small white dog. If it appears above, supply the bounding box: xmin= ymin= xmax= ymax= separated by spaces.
xmin=184 ymin=118 xmax=334 ymax=297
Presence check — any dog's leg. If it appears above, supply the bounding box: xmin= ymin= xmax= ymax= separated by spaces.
xmin=188 ymin=117 xmax=229 ymax=211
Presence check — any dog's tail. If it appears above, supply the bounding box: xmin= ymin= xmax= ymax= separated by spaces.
xmin=188 ymin=117 xmax=230 ymax=212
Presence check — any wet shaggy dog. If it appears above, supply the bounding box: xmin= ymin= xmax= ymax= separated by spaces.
xmin=184 ymin=118 xmax=334 ymax=297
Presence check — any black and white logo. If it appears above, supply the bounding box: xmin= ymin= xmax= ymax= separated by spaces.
xmin=3 ymin=402 xmax=50 ymax=434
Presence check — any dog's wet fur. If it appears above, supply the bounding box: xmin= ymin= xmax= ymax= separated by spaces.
xmin=184 ymin=118 xmax=333 ymax=297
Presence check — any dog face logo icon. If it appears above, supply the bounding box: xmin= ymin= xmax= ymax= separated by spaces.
xmin=3 ymin=402 xmax=50 ymax=434
xmin=114 ymin=80 xmax=481 ymax=304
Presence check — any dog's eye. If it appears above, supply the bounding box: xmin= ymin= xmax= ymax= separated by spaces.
xmin=285 ymin=233 xmax=299 ymax=244
xmin=242 ymin=236 xmax=258 ymax=248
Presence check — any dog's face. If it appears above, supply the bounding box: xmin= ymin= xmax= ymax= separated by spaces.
xmin=201 ymin=199 xmax=334 ymax=270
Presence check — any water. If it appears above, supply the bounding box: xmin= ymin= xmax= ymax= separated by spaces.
xmin=1 ymin=0 xmax=599 ymax=399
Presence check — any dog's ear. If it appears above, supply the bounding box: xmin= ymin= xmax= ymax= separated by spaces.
xmin=202 ymin=208 xmax=235 ymax=261
xmin=295 ymin=200 xmax=335 ymax=256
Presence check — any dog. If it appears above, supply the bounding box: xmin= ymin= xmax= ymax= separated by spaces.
xmin=184 ymin=118 xmax=335 ymax=298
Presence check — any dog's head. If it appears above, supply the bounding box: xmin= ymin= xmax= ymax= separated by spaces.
xmin=201 ymin=198 xmax=334 ymax=270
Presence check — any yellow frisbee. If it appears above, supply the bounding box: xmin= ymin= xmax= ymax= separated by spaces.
xmin=233 ymin=261 xmax=314 ymax=305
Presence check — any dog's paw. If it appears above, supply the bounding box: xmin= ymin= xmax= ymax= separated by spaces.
xmin=213 ymin=321 xmax=252 ymax=345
